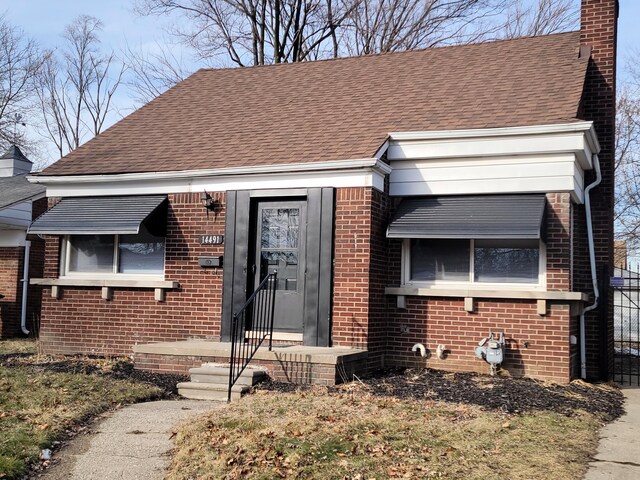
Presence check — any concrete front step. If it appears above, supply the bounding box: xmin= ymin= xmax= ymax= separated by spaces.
xmin=177 ymin=382 xmax=249 ymax=401
xmin=189 ymin=363 xmax=267 ymax=386
xmin=179 ymin=363 xmax=268 ymax=401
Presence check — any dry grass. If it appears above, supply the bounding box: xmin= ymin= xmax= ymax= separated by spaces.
xmin=0 ymin=339 xmax=162 ymax=479
xmin=168 ymin=388 xmax=601 ymax=480
xmin=0 ymin=338 xmax=37 ymax=355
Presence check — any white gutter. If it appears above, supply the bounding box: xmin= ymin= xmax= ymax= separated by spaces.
xmin=579 ymin=153 xmax=602 ymax=379
xmin=20 ymin=240 xmax=30 ymax=336
xmin=27 ymin=158 xmax=392 ymax=185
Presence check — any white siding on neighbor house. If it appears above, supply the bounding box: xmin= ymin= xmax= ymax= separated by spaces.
xmin=389 ymin=153 xmax=586 ymax=202
xmin=0 ymin=229 xmax=26 ymax=247
xmin=0 ymin=158 xmax=32 ymax=177
xmin=0 ymin=201 xmax=32 ymax=229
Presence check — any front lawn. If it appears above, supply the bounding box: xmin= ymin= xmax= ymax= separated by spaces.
xmin=168 ymin=371 xmax=623 ymax=480
xmin=0 ymin=339 xmax=180 ymax=479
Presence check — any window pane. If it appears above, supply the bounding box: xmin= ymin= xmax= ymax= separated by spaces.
xmin=119 ymin=225 xmax=166 ymax=274
xmin=261 ymin=208 xmax=299 ymax=249
xmin=474 ymin=239 xmax=539 ymax=283
xmin=68 ymin=235 xmax=114 ymax=273
xmin=260 ymin=208 xmax=300 ymax=290
xmin=410 ymin=239 xmax=470 ymax=281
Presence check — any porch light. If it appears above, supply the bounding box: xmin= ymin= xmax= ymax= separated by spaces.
xmin=201 ymin=191 xmax=220 ymax=212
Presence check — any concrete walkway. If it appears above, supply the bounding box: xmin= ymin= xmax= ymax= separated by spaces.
xmin=38 ymin=400 xmax=219 ymax=480
xmin=585 ymin=388 xmax=640 ymax=479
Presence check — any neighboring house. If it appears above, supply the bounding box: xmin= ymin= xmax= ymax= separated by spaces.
xmin=0 ymin=146 xmax=46 ymax=338
xmin=27 ymin=0 xmax=616 ymax=384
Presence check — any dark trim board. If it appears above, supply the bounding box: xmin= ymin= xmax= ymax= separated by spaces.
xmin=220 ymin=188 xmax=334 ymax=346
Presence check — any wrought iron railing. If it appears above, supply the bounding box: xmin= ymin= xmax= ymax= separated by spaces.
xmin=228 ymin=271 xmax=277 ymax=402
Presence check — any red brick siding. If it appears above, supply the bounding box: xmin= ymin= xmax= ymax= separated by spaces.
xmin=381 ymin=193 xmax=574 ymax=383
xmin=26 ymin=197 xmax=47 ymax=334
xmin=579 ymin=0 xmax=617 ymax=379
xmin=386 ymin=298 xmax=571 ymax=383
xmin=0 ymin=198 xmax=48 ymax=338
xmin=39 ymin=192 xmax=226 ymax=356
xmin=0 ymin=247 xmax=23 ymax=337
xmin=331 ymin=188 xmax=373 ymax=350
xmin=545 ymin=193 xmax=571 ymax=291
xmin=367 ymin=187 xmax=390 ymax=369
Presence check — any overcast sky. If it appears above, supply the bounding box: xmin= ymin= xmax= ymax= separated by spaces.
xmin=1 ymin=0 xmax=638 ymax=164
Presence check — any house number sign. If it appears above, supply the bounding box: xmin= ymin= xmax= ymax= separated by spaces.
xmin=200 ymin=235 xmax=224 ymax=245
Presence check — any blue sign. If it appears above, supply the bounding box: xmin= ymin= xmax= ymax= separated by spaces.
xmin=610 ymin=276 xmax=624 ymax=288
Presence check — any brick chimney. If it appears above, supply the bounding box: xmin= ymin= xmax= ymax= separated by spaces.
xmin=578 ymin=0 xmax=618 ymax=380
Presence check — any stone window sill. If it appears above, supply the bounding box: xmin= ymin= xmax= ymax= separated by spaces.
xmin=30 ymin=278 xmax=179 ymax=302
xmin=385 ymin=286 xmax=588 ymax=316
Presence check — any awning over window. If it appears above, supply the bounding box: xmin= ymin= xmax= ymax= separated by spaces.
xmin=387 ymin=195 xmax=546 ymax=240
xmin=29 ymin=195 xmax=168 ymax=235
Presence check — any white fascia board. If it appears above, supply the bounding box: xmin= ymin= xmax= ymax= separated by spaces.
xmin=29 ymin=158 xmax=392 ymax=197
xmin=387 ymin=122 xmax=599 ymax=170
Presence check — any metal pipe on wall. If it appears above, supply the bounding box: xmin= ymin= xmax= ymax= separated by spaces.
xmin=20 ymin=239 xmax=30 ymax=336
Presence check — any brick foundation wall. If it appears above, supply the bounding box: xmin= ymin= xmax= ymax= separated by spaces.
xmin=39 ymin=192 xmax=226 ymax=356
xmin=578 ymin=0 xmax=617 ymax=380
xmin=135 ymin=352 xmax=369 ymax=386
xmin=385 ymin=299 xmax=571 ymax=383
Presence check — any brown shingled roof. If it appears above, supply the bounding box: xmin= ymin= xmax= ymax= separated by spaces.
xmin=41 ymin=31 xmax=587 ymax=176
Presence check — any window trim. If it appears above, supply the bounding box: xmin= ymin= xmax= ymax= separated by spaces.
xmin=60 ymin=233 xmax=166 ymax=281
xmin=401 ymin=238 xmax=546 ymax=290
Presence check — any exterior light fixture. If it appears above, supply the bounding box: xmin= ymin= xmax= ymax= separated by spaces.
xmin=201 ymin=191 xmax=219 ymax=211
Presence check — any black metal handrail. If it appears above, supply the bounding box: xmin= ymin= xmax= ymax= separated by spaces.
xmin=228 ymin=271 xmax=277 ymax=402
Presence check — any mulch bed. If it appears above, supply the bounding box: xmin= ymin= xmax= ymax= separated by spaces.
xmin=0 ymin=353 xmax=187 ymax=398
xmin=1 ymin=351 xmax=625 ymax=420
xmin=257 ymin=368 xmax=625 ymax=421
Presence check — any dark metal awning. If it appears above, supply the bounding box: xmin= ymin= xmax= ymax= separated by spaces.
xmin=29 ymin=195 xmax=168 ymax=235
xmin=386 ymin=195 xmax=546 ymax=240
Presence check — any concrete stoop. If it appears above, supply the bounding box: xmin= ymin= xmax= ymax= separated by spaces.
xmin=177 ymin=363 xmax=267 ymax=401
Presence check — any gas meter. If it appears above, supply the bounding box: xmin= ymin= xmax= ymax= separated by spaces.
xmin=475 ymin=331 xmax=505 ymax=376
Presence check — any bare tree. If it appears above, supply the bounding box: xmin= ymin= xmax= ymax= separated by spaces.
xmin=135 ymin=0 xmax=362 ymax=66
xmin=124 ymin=40 xmax=192 ymax=104
xmin=342 ymin=0 xmax=507 ymax=56
xmin=131 ymin=0 xmax=579 ymax=100
xmin=615 ymin=87 xmax=640 ymax=257
xmin=498 ymin=0 xmax=578 ymax=39
xmin=0 ymin=15 xmax=44 ymax=153
xmin=36 ymin=15 xmax=125 ymax=158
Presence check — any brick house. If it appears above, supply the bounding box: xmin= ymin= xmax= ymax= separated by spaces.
xmin=0 ymin=146 xmax=46 ymax=338
xmin=28 ymin=0 xmax=616 ymax=385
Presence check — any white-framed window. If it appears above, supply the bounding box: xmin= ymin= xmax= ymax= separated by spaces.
xmin=61 ymin=223 xmax=166 ymax=279
xmin=403 ymin=238 xmax=545 ymax=289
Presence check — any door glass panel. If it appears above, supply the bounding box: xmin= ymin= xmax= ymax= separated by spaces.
xmin=260 ymin=208 xmax=300 ymax=291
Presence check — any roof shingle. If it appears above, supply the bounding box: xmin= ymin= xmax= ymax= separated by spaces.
xmin=41 ymin=31 xmax=587 ymax=176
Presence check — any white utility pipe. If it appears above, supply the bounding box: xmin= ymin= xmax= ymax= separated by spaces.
xmin=580 ymin=154 xmax=602 ymax=379
xmin=412 ymin=343 xmax=427 ymax=358
xmin=20 ymin=240 xmax=30 ymax=336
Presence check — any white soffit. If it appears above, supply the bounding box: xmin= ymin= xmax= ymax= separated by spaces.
xmin=28 ymin=158 xmax=392 ymax=197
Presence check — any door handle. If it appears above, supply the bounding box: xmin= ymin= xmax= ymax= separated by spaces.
xmin=251 ymin=264 xmax=257 ymax=275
